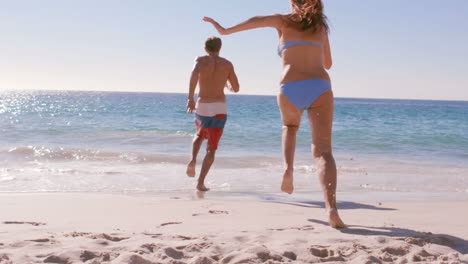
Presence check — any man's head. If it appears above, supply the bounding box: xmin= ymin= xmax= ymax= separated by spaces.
xmin=205 ymin=36 xmax=222 ymax=54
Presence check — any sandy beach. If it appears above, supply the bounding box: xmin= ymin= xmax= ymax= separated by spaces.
xmin=0 ymin=193 xmax=467 ymax=263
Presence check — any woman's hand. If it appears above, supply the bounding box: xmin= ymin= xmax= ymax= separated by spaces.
xmin=203 ymin=16 xmax=227 ymax=35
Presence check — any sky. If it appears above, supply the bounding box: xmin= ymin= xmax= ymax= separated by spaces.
xmin=1 ymin=0 xmax=467 ymax=100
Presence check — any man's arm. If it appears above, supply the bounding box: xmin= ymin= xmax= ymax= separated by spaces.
xmin=227 ymin=62 xmax=240 ymax=93
xmin=187 ymin=57 xmax=202 ymax=113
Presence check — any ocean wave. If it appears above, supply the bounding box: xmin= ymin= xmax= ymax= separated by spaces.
xmin=2 ymin=146 xmax=188 ymax=164
xmin=0 ymin=176 xmax=15 ymax=182
xmin=0 ymin=146 xmax=283 ymax=168
xmin=356 ymin=183 xmax=468 ymax=193
xmin=295 ymin=165 xmax=369 ymax=175
xmin=97 ymin=130 xmax=194 ymax=137
xmin=0 ymin=146 xmax=384 ymax=174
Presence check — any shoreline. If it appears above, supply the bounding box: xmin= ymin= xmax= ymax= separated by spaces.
xmin=1 ymin=189 xmax=467 ymax=203
xmin=1 ymin=192 xmax=467 ymax=263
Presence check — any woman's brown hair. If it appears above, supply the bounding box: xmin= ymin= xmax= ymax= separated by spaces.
xmin=288 ymin=0 xmax=329 ymax=33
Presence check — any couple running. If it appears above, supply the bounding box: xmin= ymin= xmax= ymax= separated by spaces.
xmin=185 ymin=0 xmax=345 ymax=228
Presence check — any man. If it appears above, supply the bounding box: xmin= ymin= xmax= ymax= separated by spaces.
xmin=186 ymin=36 xmax=240 ymax=192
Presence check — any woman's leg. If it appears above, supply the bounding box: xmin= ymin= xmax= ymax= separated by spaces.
xmin=307 ymin=90 xmax=345 ymax=228
xmin=277 ymin=93 xmax=303 ymax=194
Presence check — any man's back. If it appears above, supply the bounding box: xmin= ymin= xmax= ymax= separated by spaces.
xmin=195 ymin=55 xmax=237 ymax=103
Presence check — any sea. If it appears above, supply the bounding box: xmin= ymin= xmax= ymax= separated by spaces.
xmin=1 ymin=90 xmax=467 ymax=202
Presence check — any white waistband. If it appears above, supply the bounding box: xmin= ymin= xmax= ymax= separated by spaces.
xmin=195 ymin=102 xmax=227 ymax=116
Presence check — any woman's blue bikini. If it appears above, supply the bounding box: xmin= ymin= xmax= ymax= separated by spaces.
xmin=278 ymin=41 xmax=331 ymax=110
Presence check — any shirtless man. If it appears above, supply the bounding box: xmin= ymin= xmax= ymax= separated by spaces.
xmin=186 ymin=36 xmax=240 ymax=192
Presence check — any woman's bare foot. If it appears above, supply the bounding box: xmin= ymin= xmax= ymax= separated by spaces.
xmin=281 ymin=169 xmax=294 ymax=194
xmin=186 ymin=160 xmax=196 ymax=177
xmin=327 ymin=208 xmax=346 ymax=228
xmin=197 ymin=183 xmax=210 ymax=192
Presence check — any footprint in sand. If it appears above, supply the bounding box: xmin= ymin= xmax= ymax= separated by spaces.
xmin=141 ymin=243 xmax=161 ymax=253
xmin=160 ymin=222 xmax=182 ymax=227
xmin=163 ymin=247 xmax=184 ymax=260
xmin=64 ymin=232 xmax=92 ymax=238
xmin=142 ymin=232 xmax=163 ymax=238
xmin=3 ymin=221 xmax=46 ymax=226
xmin=378 ymin=252 xmax=395 ymax=262
xmin=28 ymin=238 xmax=51 ymax=243
xmin=268 ymin=228 xmax=287 ymax=231
xmin=380 ymin=246 xmax=409 ymax=256
xmin=269 ymin=225 xmax=315 ymax=231
xmin=183 ymin=242 xmax=212 ymax=253
xmin=349 ymin=255 xmax=381 ymax=263
xmin=43 ymin=255 xmax=70 ymax=264
xmin=80 ymin=251 xmax=101 ymax=262
xmin=112 ymin=254 xmax=153 ymax=264
xmin=191 ymin=256 xmax=215 ymax=264
xmin=0 ymin=254 xmax=9 ymax=262
xmin=209 ymin=210 xmax=229 ymax=215
xmin=283 ymin=251 xmax=297 ymax=260
xmin=193 ymin=210 xmax=229 ymax=216
xmin=176 ymin=235 xmax=195 ymax=241
xmin=89 ymin=233 xmax=129 ymax=242
xmin=310 ymin=246 xmax=331 ymax=258
xmin=404 ymin=237 xmax=427 ymax=246
xmin=233 ymin=236 xmax=250 ymax=243
xmin=310 ymin=246 xmax=346 ymax=262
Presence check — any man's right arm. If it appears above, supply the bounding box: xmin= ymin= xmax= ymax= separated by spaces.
xmin=187 ymin=57 xmax=202 ymax=113
xmin=227 ymin=62 xmax=240 ymax=93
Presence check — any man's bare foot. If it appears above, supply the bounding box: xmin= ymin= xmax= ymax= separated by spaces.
xmin=186 ymin=160 xmax=196 ymax=177
xmin=327 ymin=208 xmax=346 ymax=228
xmin=281 ymin=169 xmax=294 ymax=194
xmin=197 ymin=183 xmax=210 ymax=192
xmin=196 ymin=191 xmax=206 ymax=199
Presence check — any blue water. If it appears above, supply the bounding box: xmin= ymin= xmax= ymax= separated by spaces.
xmin=1 ymin=90 xmax=467 ymax=197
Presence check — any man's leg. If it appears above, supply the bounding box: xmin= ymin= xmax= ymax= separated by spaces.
xmin=186 ymin=135 xmax=203 ymax=177
xmin=197 ymin=145 xmax=216 ymax=192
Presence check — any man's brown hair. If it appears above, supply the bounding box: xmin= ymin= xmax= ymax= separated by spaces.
xmin=205 ymin=37 xmax=222 ymax=53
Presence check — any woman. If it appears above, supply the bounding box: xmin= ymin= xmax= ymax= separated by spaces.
xmin=204 ymin=0 xmax=345 ymax=228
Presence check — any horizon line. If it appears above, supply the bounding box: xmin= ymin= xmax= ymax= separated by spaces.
xmin=1 ymin=88 xmax=467 ymax=103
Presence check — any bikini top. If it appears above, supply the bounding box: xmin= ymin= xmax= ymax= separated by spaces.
xmin=277 ymin=41 xmax=322 ymax=57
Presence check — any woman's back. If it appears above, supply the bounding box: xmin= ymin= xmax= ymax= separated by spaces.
xmin=278 ymin=16 xmax=331 ymax=84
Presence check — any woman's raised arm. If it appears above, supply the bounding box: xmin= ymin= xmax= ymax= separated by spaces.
xmin=203 ymin=15 xmax=283 ymax=35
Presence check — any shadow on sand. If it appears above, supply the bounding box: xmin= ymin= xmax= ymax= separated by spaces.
xmin=270 ymin=200 xmax=397 ymax=211
xmin=199 ymin=191 xmax=396 ymax=211
xmin=204 ymin=191 xmax=396 ymax=211
xmin=308 ymin=218 xmax=468 ymax=254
